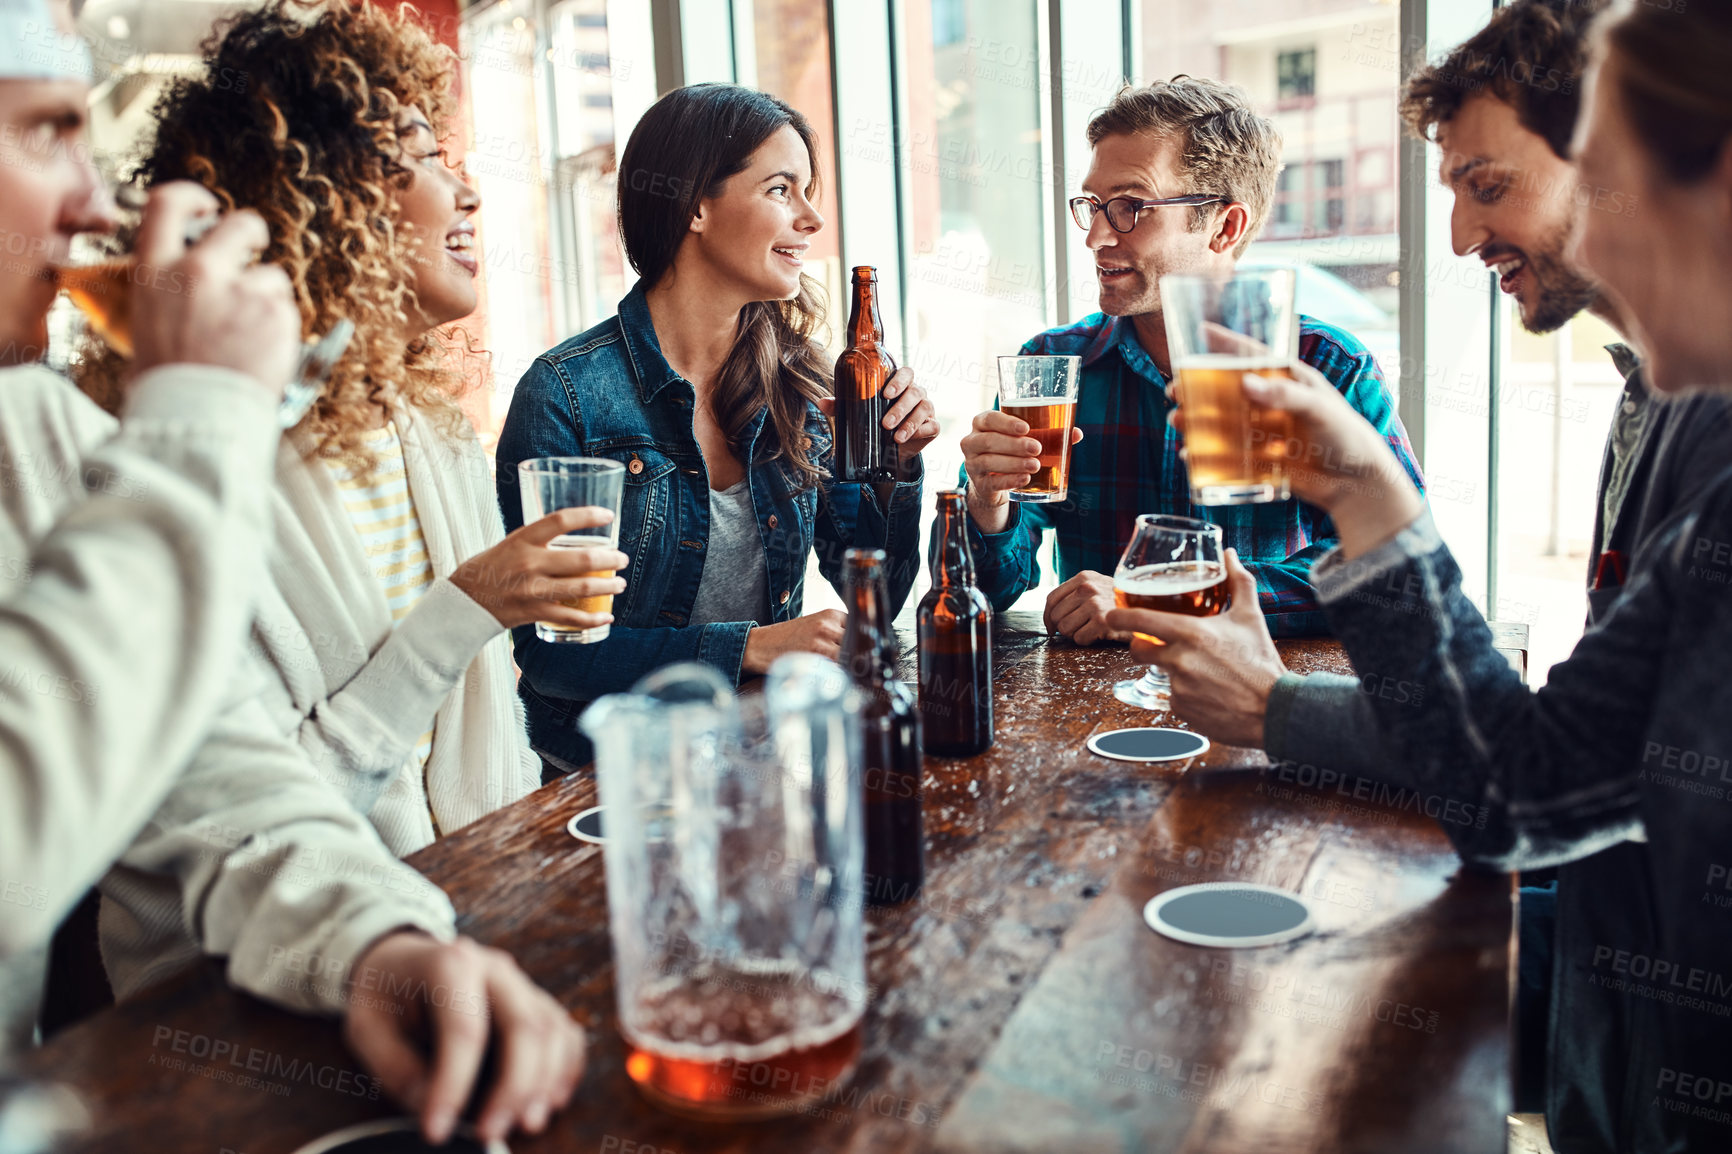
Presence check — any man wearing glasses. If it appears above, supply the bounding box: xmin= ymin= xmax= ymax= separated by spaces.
xmin=955 ymin=76 xmax=1422 ymax=641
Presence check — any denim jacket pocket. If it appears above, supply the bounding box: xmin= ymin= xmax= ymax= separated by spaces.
xmin=586 ymin=442 xmax=676 ymax=620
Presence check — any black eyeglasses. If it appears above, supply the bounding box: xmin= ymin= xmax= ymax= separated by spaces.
xmin=1068 ymin=193 xmax=1229 ymax=233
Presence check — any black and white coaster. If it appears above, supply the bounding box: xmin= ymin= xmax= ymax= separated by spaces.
xmin=1143 ymin=882 xmax=1315 ymax=948
xmin=1087 ymin=727 xmax=1210 ymax=763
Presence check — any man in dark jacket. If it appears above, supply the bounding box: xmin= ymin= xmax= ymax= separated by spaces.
xmin=1104 ymin=0 xmax=1732 ymax=1147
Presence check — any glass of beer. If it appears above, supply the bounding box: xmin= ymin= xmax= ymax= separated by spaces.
xmin=1160 ymin=268 xmax=1298 ymax=505
xmin=516 ymin=457 xmax=625 ymax=643
xmin=581 ymin=659 xmax=867 ymax=1121
xmin=1111 ymin=514 xmax=1228 ymax=711
xmin=997 ymin=355 xmax=1081 ymax=503
xmin=53 ymin=199 xmax=352 ymax=430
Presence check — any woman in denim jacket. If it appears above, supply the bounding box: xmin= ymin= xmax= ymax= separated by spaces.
xmin=497 ymin=84 xmax=937 ymax=775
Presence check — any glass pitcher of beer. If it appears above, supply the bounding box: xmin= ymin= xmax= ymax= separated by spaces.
xmin=1159 ymin=268 xmax=1298 ymax=505
xmin=580 ymin=657 xmax=867 ymax=1121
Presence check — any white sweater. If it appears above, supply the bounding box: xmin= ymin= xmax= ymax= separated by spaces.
xmin=247 ymin=403 xmax=539 ymax=854
xmin=99 ymin=396 xmax=538 ymax=1000
xmin=0 ymin=367 xmax=455 ymax=1048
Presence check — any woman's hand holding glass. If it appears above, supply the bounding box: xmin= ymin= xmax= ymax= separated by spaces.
xmin=1170 ymin=359 xmax=1425 ymax=560
xmin=818 ymin=366 xmax=939 ymax=463
xmin=451 ymin=507 xmax=628 ymax=632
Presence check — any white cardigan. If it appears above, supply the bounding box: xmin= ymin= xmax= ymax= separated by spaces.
xmin=248 ymin=402 xmax=540 ymax=855
xmin=0 ymin=367 xmax=454 ymax=1046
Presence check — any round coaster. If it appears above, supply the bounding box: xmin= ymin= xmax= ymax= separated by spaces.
xmin=285 ymin=1116 xmax=506 ymax=1153
xmin=1087 ymin=727 xmax=1210 ymax=763
xmin=1144 ymin=882 xmax=1315 ymax=948
xmin=567 ymin=806 xmax=605 ymax=844
xmin=566 ymin=804 xmax=674 ymax=845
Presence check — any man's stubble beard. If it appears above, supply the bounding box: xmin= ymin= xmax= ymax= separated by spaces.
xmin=1100 ymin=270 xmax=1160 ymax=318
xmin=1521 ymin=219 xmax=1600 ymax=335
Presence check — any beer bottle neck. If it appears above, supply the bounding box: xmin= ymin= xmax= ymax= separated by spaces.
xmin=840 ymin=563 xmax=897 ymax=682
xmin=845 ymin=274 xmax=884 ymax=348
xmin=931 ymin=496 xmax=976 ymax=588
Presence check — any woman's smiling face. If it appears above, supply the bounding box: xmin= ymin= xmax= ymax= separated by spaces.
xmin=683 ymin=124 xmax=824 ymax=304
xmin=392 ymin=104 xmax=482 ymax=333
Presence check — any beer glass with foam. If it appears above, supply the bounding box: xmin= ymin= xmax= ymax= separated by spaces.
xmin=1111 ymin=514 xmax=1228 ymax=711
xmin=996 ymin=355 xmax=1082 ymax=503
xmin=516 ymin=457 xmax=625 ymax=643
xmin=1159 ymin=268 xmax=1298 ymax=505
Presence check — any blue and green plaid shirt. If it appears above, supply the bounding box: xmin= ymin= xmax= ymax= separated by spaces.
xmin=960 ymin=311 xmax=1424 ymax=638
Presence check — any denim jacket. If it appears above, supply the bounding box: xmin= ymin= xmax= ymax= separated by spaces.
xmin=495 ymin=284 xmax=924 ymax=768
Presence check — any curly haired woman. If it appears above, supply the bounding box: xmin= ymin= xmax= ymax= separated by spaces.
xmin=80 ymin=0 xmax=625 ymax=858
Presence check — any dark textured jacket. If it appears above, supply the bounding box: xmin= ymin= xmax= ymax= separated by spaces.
xmin=1307 ymin=487 xmax=1732 ymax=1154
xmin=1267 ymin=359 xmax=1732 ymax=774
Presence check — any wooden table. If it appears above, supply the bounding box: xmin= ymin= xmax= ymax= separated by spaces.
xmin=21 ymin=612 xmax=1513 ymax=1153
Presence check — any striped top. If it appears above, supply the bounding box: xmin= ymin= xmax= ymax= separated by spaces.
xmin=325 ymin=423 xmax=437 ymax=770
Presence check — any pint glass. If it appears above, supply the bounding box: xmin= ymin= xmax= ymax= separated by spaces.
xmin=1160 ymin=268 xmax=1298 ymax=505
xmin=997 ymin=355 xmax=1082 ymax=503
xmin=516 ymin=457 xmax=625 ymax=643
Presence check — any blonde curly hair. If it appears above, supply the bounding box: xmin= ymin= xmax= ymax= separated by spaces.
xmin=79 ymin=0 xmax=474 ymax=475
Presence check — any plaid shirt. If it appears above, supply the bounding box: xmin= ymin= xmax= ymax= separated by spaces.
xmin=962 ymin=311 xmax=1424 ymax=638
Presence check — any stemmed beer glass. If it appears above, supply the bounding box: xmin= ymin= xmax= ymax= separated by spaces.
xmin=1111 ymin=514 xmax=1229 ymax=711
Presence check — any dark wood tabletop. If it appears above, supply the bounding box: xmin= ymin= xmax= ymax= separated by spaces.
xmin=20 ymin=611 xmax=1513 ymax=1154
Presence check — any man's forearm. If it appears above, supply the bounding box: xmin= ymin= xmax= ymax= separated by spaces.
xmin=1263 ymin=672 xmax=1395 ymax=778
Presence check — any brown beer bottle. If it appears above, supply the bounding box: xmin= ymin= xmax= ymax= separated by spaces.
xmin=833 ymin=266 xmax=900 ymax=483
xmin=840 ymin=547 xmax=923 ymax=906
xmin=917 ymin=491 xmax=994 ymax=756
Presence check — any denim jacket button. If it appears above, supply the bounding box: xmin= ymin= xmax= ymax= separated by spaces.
xmin=767 ymin=514 xmax=779 ymax=530
xmin=779 ymin=590 xmax=791 ymax=605
xmin=628 ymin=456 xmax=645 ymax=475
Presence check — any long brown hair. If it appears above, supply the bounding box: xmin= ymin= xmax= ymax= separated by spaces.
xmin=618 ymin=83 xmax=831 ymax=490
xmin=1599 ymin=0 xmax=1732 ymax=184
xmin=78 ymin=0 xmax=471 ymax=475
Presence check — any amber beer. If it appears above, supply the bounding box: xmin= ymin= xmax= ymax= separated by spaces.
xmin=533 ymin=533 xmax=616 ymax=639
xmin=918 ymin=491 xmax=993 ymax=756
xmin=833 ymin=266 xmax=900 ymax=483
xmin=55 ymin=259 xmax=137 ymax=358
xmin=841 ymin=548 xmax=924 ymax=906
xmin=622 ymin=961 xmax=865 ymax=1120
xmin=1174 ymin=356 xmax=1297 ymax=505
xmin=1112 ymin=560 xmax=1230 ymax=645
xmin=1002 ymin=398 xmax=1077 ymax=502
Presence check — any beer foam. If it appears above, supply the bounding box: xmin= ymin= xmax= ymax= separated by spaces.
xmin=550 ymin=533 xmax=614 ymax=549
xmin=1114 ymin=563 xmax=1225 ymax=596
xmin=1174 ymin=354 xmax=1289 ymax=370
xmin=623 ymin=961 xmax=866 ymax=1065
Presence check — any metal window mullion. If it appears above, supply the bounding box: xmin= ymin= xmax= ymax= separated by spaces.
xmin=1396 ymin=0 xmax=1427 ymax=466
xmin=1039 ymin=0 xmax=1063 ymax=327
xmin=828 ymin=0 xmax=906 ymax=351
xmin=888 ymin=0 xmax=912 ymax=350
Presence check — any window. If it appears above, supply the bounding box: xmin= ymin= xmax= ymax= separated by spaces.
xmin=1138 ymin=0 xmax=1399 ymax=388
xmin=462 ymin=1 xmax=560 ymax=435
xmin=748 ymin=0 xmax=847 ymax=356
xmin=1277 ymin=47 xmax=1317 ymax=102
xmin=899 ymin=0 xmax=1052 ymax=611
